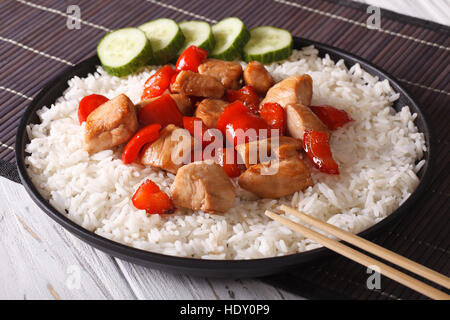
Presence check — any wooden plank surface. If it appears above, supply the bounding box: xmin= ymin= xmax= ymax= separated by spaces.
xmin=1 ymin=0 xmax=448 ymax=300
xmin=0 ymin=176 xmax=301 ymax=300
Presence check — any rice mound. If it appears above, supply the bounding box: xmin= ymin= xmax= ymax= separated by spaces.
xmin=25 ymin=46 xmax=426 ymax=259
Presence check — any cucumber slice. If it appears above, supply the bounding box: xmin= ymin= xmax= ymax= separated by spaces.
xmin=243 ymin=26 xmax=293 ymax=64
xmin=178 ymin=21 xmax=216 ymax=54
xmin=211 ymin=17 xmax=250 ymax=61
xmin=97 ymin=28 xmax=153 ymax=77
xmin=139 ymin=18 xmax=185 ymax=65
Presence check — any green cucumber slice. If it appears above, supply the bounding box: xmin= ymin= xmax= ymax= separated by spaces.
xmin=178 ymin=21 xmax=216 ymax=54
xmin=139 ymin=18 xmax=185 ymax=65
xmin=97 ymin=28 xmax=153 ymax=77
xmin=243 ymin=26 xmax=293 ymax=64
xmin=210 ymin=17 xmax=250 ymax=61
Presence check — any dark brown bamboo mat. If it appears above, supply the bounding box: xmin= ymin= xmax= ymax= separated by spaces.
xmin=0 ymin=0 xmax=449 ymax=299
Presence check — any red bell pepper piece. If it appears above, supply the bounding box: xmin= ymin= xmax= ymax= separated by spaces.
xmin=132 ymin=179 xmax=173 ymax=215
xmin=175 ymin=45 xmax=208 ymax=73
xmin=141 ymin=65 xmax=176 ymax=101
xmin=183 ymin=116 xmax=216 ymax=147
xmin=201 ymin=147 xmax=242 ymax=178
xmin=170 ymin=72 xmax=178 ymax=85
xmin=303 ymin=130 xmax=339 ymax=175
xmin=215 ymin=147 xmax=242 ymax=178
xmin=259 ymin=102 xmax=286 ymax=135
xmin=77 ymin=94 xmax=109 ymax=124
xmin=217 ymin=101 xmax=270 ymax=147
xmin=309 ymin=105 xmax=353 ymax=130
xmin=122 ymin=124 xmax=161 ymax=164
xmin=224 ymin=114 xmax=269 ymax=147
xmin=183 ymin=116 xmax=207 ymax=139
xmin=138 ymin=94 xmax=184 ymax=127
xmin=226 ymin=85 xmax=260 ymax=113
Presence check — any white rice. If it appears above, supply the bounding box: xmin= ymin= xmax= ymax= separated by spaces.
xmin=25 ymin=46 xmax=426 ymax=259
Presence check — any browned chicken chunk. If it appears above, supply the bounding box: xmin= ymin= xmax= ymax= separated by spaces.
xmin=261 ymin=74 xmax=313 ymax=107
xmin=194 ymin=98 xmax=229 ymax=128
xmin=136 ymin=94 xmax=194 ymax=116
xmin=235 ymin=136 xmax=301 ymax=168
xmin=198 ymin=59 xmax=243 ymax=90
xmin=238 ymin=156 xmax=313 ymax=198
xmin=171 ymin=94 xmax=194 ymax=116
xmin=171 ymin=161 xmax=236 ymax=213
xmin=138 ymin=124 xmax=195 ymax=174
xmin=243 ymin=61 xmax=275 ymax=96
xmin=84 ymin=94 xmax=138 ymax=154
xmin=286 ymin=103 xmax=328 ymax=140
xmin=170 ymin=70 xmax=225 ymax=99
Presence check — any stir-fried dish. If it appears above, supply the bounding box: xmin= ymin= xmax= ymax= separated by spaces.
xmin=79 ymin=45 xmax=353 ymax=215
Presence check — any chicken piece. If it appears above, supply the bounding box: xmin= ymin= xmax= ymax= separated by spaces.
xmin=238 ymin=156 xmax=313 ymax=198
xmin=243 ymin=61 xmax=275 ymax=96
xmin=138 ymin=124 xmax=195 ymax=174
xmin=194 ymin=98 xmax=229 ymax=128
xmin=171 ymin=161 xmax=236 ymax=213
xmin=170 ymin=70 xmax=225 ymax=98
xmin=84 ymin=94 xmax=138 ymax=154
xmin=198 ymin=59 xmax=243 ymax=90
xmin=235 ymin=136 xmax=301 ymax=168
xmin=286 ymin=103 xmax=328 ymax=140
xmin=261 ymin=74 xmax=313 ymax=107
xmin=135 ymin=94 xmax=194 ymax=116
xmin=171 ymin=94 xmax=194 ymax=116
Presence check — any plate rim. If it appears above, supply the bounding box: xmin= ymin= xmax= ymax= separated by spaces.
xmin=15 ymin=37 xmax=434 ymax=277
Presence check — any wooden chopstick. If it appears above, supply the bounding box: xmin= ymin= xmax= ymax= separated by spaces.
xmin=280 ymin=205 xmax=450 ymax=291
xmin=265 ymin=210 xmax=450 ymax=300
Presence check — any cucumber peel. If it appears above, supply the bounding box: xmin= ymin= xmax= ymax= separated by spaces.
xmin=178 ymin=21 xmax=216 ymax=54
xmin=210 ymin=17 xmax=250 ymax=61
xmin=139 ymin=18 xmax=185 ymax=65
xmin=243 ymin=26 xmax=293 ymax=64
xmin=97 ymin=28 xmax=153 ymax=77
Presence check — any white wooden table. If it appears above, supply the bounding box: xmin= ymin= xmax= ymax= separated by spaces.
xmin=1 ymin=0 xmax=448 ymax=300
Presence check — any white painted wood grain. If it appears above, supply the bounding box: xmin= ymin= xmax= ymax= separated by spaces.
xmin=1 ymin=1 xmax=447 ymax=300
xmin=0 ymin=177 xmax=300 ymax=300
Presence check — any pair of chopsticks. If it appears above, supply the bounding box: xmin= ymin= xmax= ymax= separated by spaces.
xmin=265 ymin=205 xmax=450 ymax=300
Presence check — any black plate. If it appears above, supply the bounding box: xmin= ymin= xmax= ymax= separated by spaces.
xmin=15 ymin=38 xmax=433 ymax=278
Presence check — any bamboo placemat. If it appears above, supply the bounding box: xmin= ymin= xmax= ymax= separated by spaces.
xmin=0 ymin=0 xmax=448 ymax=299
